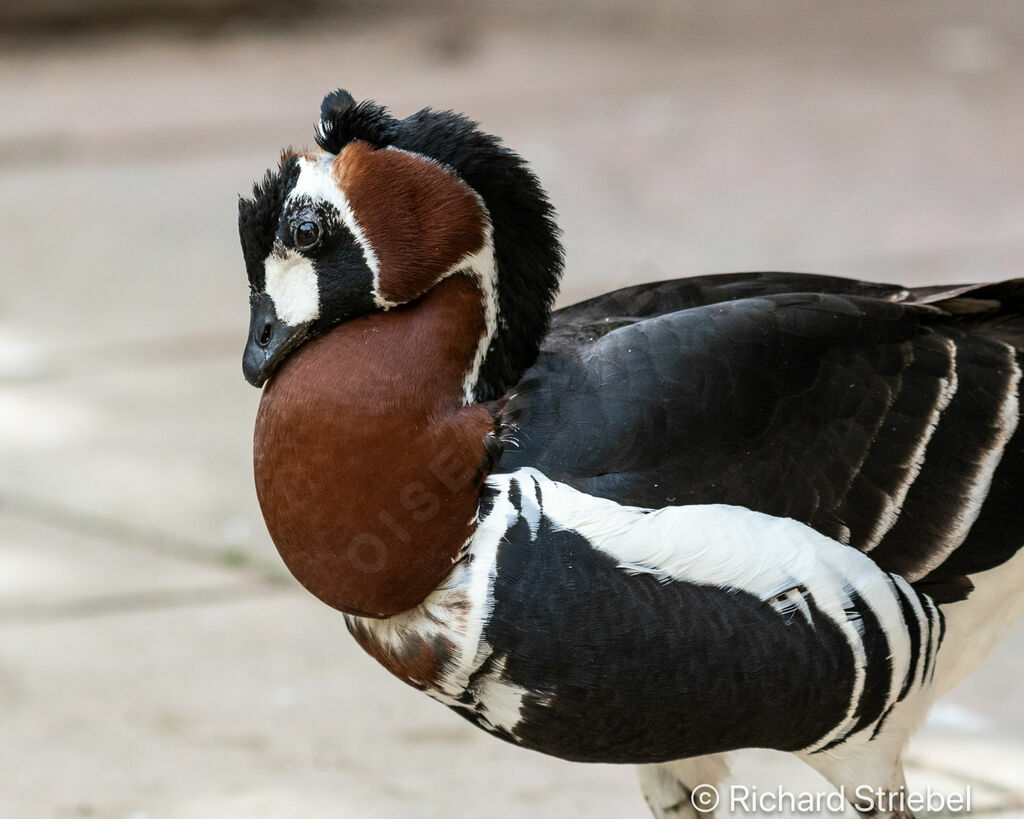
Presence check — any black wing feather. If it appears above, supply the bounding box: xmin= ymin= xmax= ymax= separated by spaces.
xmin=499 ymin=273 xmax=1024 ymax=602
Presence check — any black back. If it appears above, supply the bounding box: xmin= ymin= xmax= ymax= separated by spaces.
xmin=498 ymin=272 xmax=1024 ymax=602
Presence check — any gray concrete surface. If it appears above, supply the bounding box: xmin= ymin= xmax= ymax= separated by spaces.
xmin=1 ymin=3 xmax=1023 ymax=817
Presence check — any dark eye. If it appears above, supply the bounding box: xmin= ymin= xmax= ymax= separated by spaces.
xmin=294 ymin=220 xmax=321 ymax=250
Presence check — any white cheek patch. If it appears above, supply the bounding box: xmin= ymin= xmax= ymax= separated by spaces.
xmin=292 ymin=156 xmax=383 ymax=296
xmin=264 ymin=251 xmax=320 ymax=326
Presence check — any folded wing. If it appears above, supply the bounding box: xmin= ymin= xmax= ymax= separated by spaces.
xmin=499 ymin=273 xmax=1024 ymax=601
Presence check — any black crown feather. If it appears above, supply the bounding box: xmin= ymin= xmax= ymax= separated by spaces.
xmin=315 ymin=89 xmax=564 ymax=401
xmin=315 ymin=89 xmax=399 ymax=154
xmin=238 ymin=156 xmax=301 ymax=289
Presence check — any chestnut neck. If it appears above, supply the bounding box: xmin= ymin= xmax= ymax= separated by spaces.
xmin=253 ymin=274 xmax=496 ymax=617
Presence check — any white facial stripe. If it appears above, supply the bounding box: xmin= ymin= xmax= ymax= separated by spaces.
xmin=264 ymin=251 xmax=319 ymax=326
xmin=291 ymin=156 xmax=388 ymax=303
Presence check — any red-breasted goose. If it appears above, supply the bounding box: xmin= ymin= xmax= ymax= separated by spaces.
xmin=238 ymin=90 xmax=1024 ymax=819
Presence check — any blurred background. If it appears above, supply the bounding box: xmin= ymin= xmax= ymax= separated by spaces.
xmin=1 ymin=1 xmax=1022 ymax=816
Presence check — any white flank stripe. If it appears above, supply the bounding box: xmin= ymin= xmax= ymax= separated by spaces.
xmin=893 ymin=573 xmax=930 ymax=692
xmin=347 ymin=467 xmax=965 ymax=757
xmin=471 ymin=654 xmax=530 ymax=733
xmin=869 ymin=576 xmax=913 ymax=732
xmin=500 ymin=468 xmax=920 ymax=753
xmin=922 ymin=596 xmax=940 ymax=683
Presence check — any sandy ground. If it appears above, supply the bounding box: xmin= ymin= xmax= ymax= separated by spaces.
xmin=1 ymin=2 xmax=1022 ymax=816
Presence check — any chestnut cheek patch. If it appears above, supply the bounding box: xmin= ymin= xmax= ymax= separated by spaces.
xmin=333 ymin=141 xmax=488 ymax=305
